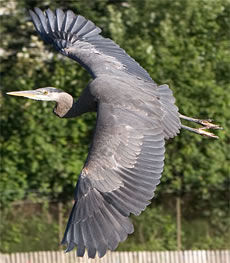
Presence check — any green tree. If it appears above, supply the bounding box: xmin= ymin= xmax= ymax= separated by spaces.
xmin=1 ymin=0 xmax=229 ymax=252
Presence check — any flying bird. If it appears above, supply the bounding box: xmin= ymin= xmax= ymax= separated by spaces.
xmin=7 ymin=8 xmax=222 ymax=258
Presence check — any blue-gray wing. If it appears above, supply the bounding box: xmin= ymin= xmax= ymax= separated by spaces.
xmin=29 ymin=8 xmax=181 ymax=259
xmin=61 ymin=102 xmax=165 ymax=258
xmin=29 ymin=8 xmax=153 ymax=82
xmin=29 ymin=8 xmax=102 ymax=49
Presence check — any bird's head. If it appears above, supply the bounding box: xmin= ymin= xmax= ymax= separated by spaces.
xmin=7 ymin=87 xmax=64 ymax=102
xmin=7 ymin=87 xmax=75 ymax=118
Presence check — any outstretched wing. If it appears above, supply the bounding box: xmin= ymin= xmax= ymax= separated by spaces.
xmin=61 ymin=102 xmax=165 ymax=258
xmin=29 ymin=8 xmax=181 ymax=259
xmin=29 ymin=8 xmax=153 ymax=82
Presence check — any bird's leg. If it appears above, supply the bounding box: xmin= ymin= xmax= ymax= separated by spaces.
xmin=179 ymin=114 xmax=222 ymax=139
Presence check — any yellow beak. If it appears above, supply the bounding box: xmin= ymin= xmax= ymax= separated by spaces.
xmin=6 ymin=90 xmax=38 ymax=98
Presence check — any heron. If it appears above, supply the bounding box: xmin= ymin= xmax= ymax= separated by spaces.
xmin=7 ymin=8 xmax=222 ymax=258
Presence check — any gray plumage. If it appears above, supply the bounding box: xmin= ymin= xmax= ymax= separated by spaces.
xmin=30 ymin=8 xmax=180 ymax=258
xmin=29 ymin=8 xmax=153 ymax=81
xmin=7 ymin=7 xmax=221 ymax=259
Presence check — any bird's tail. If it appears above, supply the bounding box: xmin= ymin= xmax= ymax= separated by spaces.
xmin=156 ymin=84 xmax=181 ymax=139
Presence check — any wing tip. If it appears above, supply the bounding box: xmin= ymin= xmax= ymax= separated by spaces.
xmin=34 ymin=7 xmax=41 ymax=13
xmin=28 ymin=9 xmax=35 ymax=16
xmin=29 ymin=7 xmax=102 ymax=51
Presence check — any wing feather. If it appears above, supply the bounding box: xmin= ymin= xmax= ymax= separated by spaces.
xmin=62 ymin=102 xmax=166 ymax=257
xmin=29 ymin=8 xmax=154 ymax=82
xmin=45 ymin=9 xmax=56 ymax=32
xmin=75 ymin=224 xmax=85 ymax=256
xmin=63 ymin=10 xmax=76 ymax=33
xmin=156 ymin=84 xmax=181 ymax=138
xmin=34 ymin=7 xmax=49 ymax=34
xmin=70 ymin=15 xmax=87 ymax=34
xmin=56 ymin=8 xmax=65 ymax=32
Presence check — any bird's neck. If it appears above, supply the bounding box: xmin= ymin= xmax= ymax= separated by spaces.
xmin=53 ymin=92 xmax=75 ymax=118
xmin=53 ymin=87 xmax=97 ymax=118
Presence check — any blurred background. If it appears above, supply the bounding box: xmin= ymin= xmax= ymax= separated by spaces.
xmin=0 ymin=0 xmax=229 ymax=254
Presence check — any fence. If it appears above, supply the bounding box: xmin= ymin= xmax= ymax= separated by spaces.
xmin=0 ymin=250 xmax=229 ymax=263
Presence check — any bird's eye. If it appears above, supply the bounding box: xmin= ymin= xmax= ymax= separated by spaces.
xmin=43 ymin=90 xmax=48 ymax=95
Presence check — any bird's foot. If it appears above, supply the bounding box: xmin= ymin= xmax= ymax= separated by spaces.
xmin=179 ymin=114 xmax=222 ymax=139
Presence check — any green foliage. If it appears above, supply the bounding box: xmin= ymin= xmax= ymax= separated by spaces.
xmin=0 ymin=204 xmax=59 ymax=252
xmin=122 ymin=206 xmax=178 ymax=251
xmin=183 ymin=217 xmax=230 ymax=249
xmin=0 ymin=0 xmax=229 ymax=253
